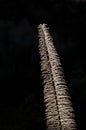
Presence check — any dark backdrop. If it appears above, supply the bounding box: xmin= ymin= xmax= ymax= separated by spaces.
xmin=0 ymin=1 xmax=86 ymax=130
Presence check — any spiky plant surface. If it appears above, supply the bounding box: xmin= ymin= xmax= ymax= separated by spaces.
xmin=38 ymin=24 xmax=77 ymax=130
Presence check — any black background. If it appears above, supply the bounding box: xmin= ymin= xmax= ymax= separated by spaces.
xmin=0 ymin=1 xmax=86 ymax=130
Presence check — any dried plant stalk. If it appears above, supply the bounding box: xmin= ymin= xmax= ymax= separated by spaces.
xmin=38 ymin=24 xmax=77 ymax=130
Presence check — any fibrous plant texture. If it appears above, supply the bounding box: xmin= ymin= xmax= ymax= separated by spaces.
xmin=38 ymin=24 xmax=77 ymax=130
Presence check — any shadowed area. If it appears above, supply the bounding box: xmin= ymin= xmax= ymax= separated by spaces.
xmin=0 ymin=1 xmax=86 ymax=130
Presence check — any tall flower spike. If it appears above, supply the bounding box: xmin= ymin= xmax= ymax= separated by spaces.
xmin=38 ymin=24 xmax=77 ymax=130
